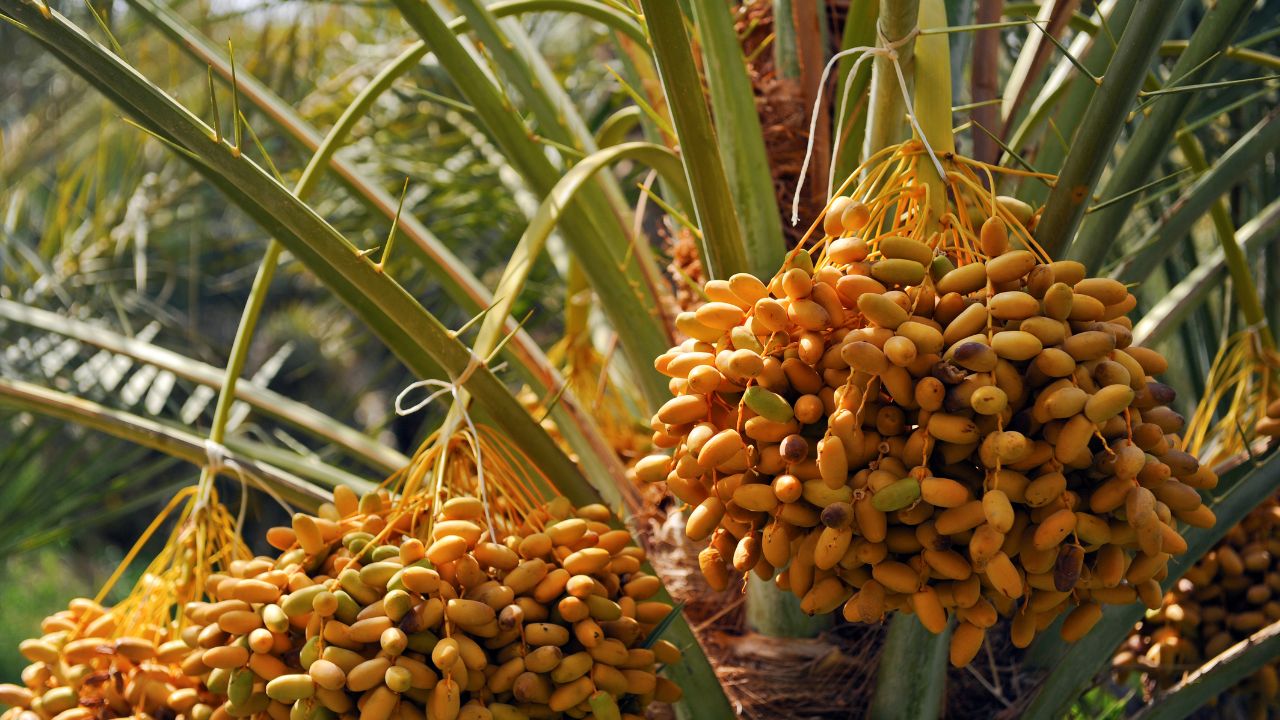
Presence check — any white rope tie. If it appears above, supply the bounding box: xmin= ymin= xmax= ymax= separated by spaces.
xmin=203 ymin=438 xmax=292 ymax=534
xmin=792 ymin=25 xmax=947 ymax=226
xmin=394 ymin=348 xmax=499 ymax=543
xmin=1242 ymin=319 xmax=1275 ymax=365
xmin=886 ymin=29 xmax=948 ymax=180
xmin=793 ymin=44 xmax=877 ymax=226
xmin=830 ymin=50 xmax=878 ymax=196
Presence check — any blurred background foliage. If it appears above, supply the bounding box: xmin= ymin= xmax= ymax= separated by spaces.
xmin=0 ymin=0 xmax=630 ymax=682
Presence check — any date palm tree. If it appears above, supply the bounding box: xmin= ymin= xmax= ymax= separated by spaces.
xmin=1 ymin=0 xmax=1278 ymax=716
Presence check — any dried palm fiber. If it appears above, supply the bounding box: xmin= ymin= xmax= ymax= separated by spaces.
xmin=1117 ymin=493 xmax=1280 ymax=716
xmin=1 ymin=487 xmax=247 ymax=720
xmin=633 ymin=466 xmax=888 ymax=720
xmin=637 ymin=140 xmax=1217 ymax=667
xmin=173 ymin=425 xmax=683 ymax=720
xmin=667 ymin=226 xmax=708 ymax=314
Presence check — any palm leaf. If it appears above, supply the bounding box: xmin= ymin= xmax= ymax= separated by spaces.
xmin=0 ymin=377 xmax=349 ymax=508
xmin=0 ymin=0 xmax=588 ymax=504
xmin=689 ymin=0 xmax=787 ymax=277
xmin=639 ymin=0 xmax=753 ymax=278
xmin=1109 ymin=109 xmax=1280 ymax=282
xmin=391 ymin=0 xmax=675 ymax=409
xmin=1133 ymin=196 xmax=1280 ymax=346
xmin=0 ymin=297 xmax=408 ymax=472
xmin=123 ymin=0 xmax=631 ymax=490
xmin=1073 ymin=0 xmax=1254 ymax=268
xmin=1130 ymin=621 xmax=1280 ymax=720
xmin=1037 ymin=0 xmax=1182 ymax=258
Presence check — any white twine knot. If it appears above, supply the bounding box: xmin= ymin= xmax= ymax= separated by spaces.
xmin=204 ymin=437 xmax=233 ymax=473
xmin=394 ymin=348 xmax=499 ymax=543
xmin=199 ymin=439 xmax=239 ymax=513
xmin=1243 ymin=319 xmax=1275 ymax=365
xmin=203 ymin=438 xmax=292 ymax=534
xmin=879 ymin=24 xmax=922 ymax=53
xmin=792 ymin=24 xmax=946 ymax=226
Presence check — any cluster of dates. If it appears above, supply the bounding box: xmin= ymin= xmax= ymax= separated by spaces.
xmin=640 ymin=201 xmax=1215 ymax=666
xmin=1118 ymin=495 xmax=1279 ymax=714
xmin=1 ymin=598 xmax=211 ymax=720
xmin=172 ymin=488 xmax=682 ymax=720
